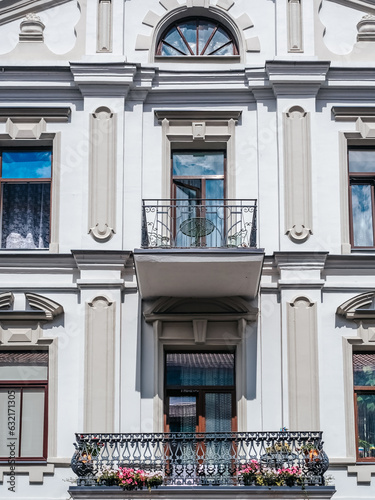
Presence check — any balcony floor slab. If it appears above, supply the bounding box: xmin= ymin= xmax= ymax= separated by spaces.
xmin=69 ymin=486 xmax=336 ymax=500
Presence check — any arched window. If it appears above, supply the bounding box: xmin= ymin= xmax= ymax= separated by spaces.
xmin=156 ymin=17 xmax=238 ymax=56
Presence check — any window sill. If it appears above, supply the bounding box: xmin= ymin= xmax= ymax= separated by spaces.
xmin=154 ymin=55 xmax=241 ymax=63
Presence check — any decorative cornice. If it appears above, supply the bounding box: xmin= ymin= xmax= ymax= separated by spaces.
xmin=332 ymin=106 xmax=375 ymax=121
xmin=72 ymin=250 xmax=132 ymax=271
xmin=155 ymin=110 xmax=242 ymax=121
xmin=274 ymin=252 xmax=329 ymax=270
xmin=0 ymin=0 xmax=72 ymax=26
xmin=0 ymin=107 xmax=71 ymax=122
xmin=327 ymin=0 xmax=375 ymax=15
xmin=266 ymin=61 xmax=330 ymax=97
xmin=70 ymin=62 xmax=138 ymax=97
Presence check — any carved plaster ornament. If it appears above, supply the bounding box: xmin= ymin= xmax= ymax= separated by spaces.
xmin=19 ymin=12 xmax=45 ymax=41
xmin=357 ymin=14 xmax=375 ymax=41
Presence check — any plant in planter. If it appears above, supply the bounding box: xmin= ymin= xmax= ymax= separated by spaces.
xmin=238 ymin=460 xmax=262 ymax=485
xmin=277 ymin=465 xmax=304 ymax=487
xmin=96 ymin=465 xmax=121 ymax=486
xmin=145 ymin=471 xmax=164 ymax=491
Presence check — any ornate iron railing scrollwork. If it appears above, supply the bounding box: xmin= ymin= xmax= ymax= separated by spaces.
xmin=141 ymin=199 xmax=257 ymax=249
xmin=71 ymin=431 xmax=330 ymax=487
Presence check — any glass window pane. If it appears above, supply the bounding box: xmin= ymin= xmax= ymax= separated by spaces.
xmin=0 ymin=389 xmax=21 ymax=458
xmin=356 ymin=394 xmax=375 ymax=458
xmin=354 ymin=353 xmax=375 ymax=386
xmin=168 ymin=396 xmax=196 ymax=432
xmin=2 ymin=151 xmax=51 ymax=179
xmin=198 ymin=22 xmax=215 ymax=54
xmin=351 ymin=184 xmax=374 ymax=247
xmin=212 ymin=44 xmax=234 ymax=56
xmin=206 ymin=28 xmax=232 ymax=54
xmin=161 ymin=44 xmax=184 ymax=56
xmin=0 ymin=351 xmax=48 ymax=381
xmin=1 ymin=183 xmax=50 ymax=249
xmin=173 ymin=152 xmax=224 ymax=177
xmin=163 ymin=27 xmax=189 ymax=55
xmin=205 ymin=393 xmax=232 ymax=432
xmin=179 ymin=21 xmax=197 ymax=54
xmin=20 ymin=388 xmax=45 ymax=457
xmin=166 ymin=352 xmax=234 ymax=386
xmin=349 ymin=150 xmax=375 ymax=173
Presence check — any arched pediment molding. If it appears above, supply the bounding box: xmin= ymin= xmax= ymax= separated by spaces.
xmin=0 ymin=292 xmax=14 ymax=309
xmin=135 ymin=0 xmax=260 ymax=60
xmin=0 ymin=292 xmax=63 ymax=321
xmin=25 ymin=293 xmax=64 ymax=320
xmin=336 ymin=291 xmax=375 ymax=320
xmin=144 ymin=296 xmax=258 ymax=322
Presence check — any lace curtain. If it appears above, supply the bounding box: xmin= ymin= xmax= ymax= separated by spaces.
xmin=1 ymin=183 xmax=50 ymax=249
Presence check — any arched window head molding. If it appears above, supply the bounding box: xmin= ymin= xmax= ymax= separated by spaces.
xmin=135 ymin=0 xmax=260 ymax=62
xmin=336 ymin=292 xmax=375 ymax=471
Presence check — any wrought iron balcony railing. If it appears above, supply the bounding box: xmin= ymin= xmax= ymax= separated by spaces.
xmin=142 ymin=199 xmax=257 ymax=249
xmin=71 ymin=431 xmax=329 ymax=487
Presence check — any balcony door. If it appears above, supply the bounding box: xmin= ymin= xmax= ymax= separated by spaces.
xmin=164 ymin=352 xmax=236 ymax=433
xmin=164 ymin=352 xmax=236 ymax=485
xmin=172 ymin=152 xmax=225 ymax=247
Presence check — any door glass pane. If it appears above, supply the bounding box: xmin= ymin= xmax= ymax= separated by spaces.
xmin=20 ymin=388 xmax=45 ymax=457
xmin=205 ymin=393 xmax=232 ymax=432
xmin=2 ymin=151 xmax=51 ymax=179
xmin=173 ymin=152 xmax=224 ymax=177
xmin=205 ymin=180 xmax=224 ymax=247
xmin=1 ymin=183 xmax=50 ymax=249
xmin=349 ymin=150 xmax=375 ymax=173
xmin=168 ymin=396 xmax=197 ymax=432
xmin=166 ymin=353 xmax=234 ymax=386
xmin=0 ymin=389 xmax=21 ymax=457
xmin=353 ymin=353 xmax=375 ymax=386
xmin=351 ymin=184 xmax=374 ymax=247
xmin=356 ymin=394 xmax=375 ymax=458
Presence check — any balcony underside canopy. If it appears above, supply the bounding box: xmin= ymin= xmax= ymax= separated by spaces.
xmin=134 ymin=249 xmax=264 ymax=299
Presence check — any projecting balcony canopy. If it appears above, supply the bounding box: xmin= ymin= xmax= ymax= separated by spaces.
xmin=136 ymin=199 xmax=263 ymax=299
xmin=134 ymin=248 xmax=264 ymax=299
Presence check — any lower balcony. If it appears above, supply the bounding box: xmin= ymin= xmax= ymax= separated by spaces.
xmin=69 ymin=431 xmax=336 ymax=500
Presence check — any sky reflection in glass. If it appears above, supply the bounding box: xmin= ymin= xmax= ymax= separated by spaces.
xmin=2 ymin=151 xmax=51 ymax=179
xmin=349 ymin=150 xmax=375 ymax=173
xmin=173 ymin=152 xmax=224 ymax=176
xmin=352 ymin=184 xmax=374 ymax=247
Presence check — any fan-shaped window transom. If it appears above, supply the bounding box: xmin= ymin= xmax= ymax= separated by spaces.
xmin=157 ymin=18 xmax=238 ymax=57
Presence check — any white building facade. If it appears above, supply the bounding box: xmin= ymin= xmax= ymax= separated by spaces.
xmin=0 ymin=1 xmax=374 ymax=499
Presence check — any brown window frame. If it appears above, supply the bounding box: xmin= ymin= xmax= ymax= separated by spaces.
xmin=164 ymin=350 xmax=237 ymax=433
xmin=0 ymin=147 xmax=53 ymax=250
xmin=353 ymin=352 xmax=375 ymax=462
xmin=0 ymin=380 xmax=48 ymax=462
xmin=348 ymin=147 xmax=375 ymax=249
xmin=156 ymin=17 xmax=239 ymax=57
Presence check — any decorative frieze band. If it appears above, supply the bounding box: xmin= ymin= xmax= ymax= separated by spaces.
xmin=88 ymin=106 xmax=117 ymax=242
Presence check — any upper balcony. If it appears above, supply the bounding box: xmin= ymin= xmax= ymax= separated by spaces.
xmin=134 ymin=200 xmax=264 ymax=299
